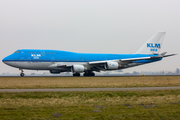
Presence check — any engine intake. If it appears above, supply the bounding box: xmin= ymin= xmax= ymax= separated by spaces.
xmin=104 ymin=61 xmax=119 ymax=70
xmin=72 ymin=65 xmax=86 ymax=73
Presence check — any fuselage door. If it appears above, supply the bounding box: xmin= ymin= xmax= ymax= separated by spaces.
xmin=27 ymin=57 xmax=31 ymax=62
xmin=51 ymin=57 xmax=55 ymax=63
xmin=41 ymin=50 xmax=45 ymax=56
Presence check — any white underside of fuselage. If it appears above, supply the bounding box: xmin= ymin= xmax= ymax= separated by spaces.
xmin=3 ymin=61 xmax=86 ymax=71
xmin=3 ymin=61 xmax=146 ymax=73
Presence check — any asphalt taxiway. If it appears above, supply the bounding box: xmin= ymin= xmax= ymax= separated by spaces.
xmin=0 ymin=86 xmax=180 ymax=92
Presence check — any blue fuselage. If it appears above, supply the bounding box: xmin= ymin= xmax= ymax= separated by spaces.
xmin=2 ymin=49 xmax=161 ymax=63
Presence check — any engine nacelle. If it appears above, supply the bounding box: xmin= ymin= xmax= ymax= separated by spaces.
xmin=49 ymin=70 xmax=61 ymax=74
xmin=72 ymin=65 xmax=85 ymax=73
xmin=104 ymin=61 xmax=119 ymax=70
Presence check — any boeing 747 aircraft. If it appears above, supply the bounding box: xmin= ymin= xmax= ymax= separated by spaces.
xmin=2 ymin=32 xmax=176 ymax=77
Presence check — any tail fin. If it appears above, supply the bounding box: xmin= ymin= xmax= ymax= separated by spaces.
xmin=135 ymin=32 xmax=166 ymax=54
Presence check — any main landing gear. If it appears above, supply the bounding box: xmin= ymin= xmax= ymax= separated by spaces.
xmin=72 ymin=71 xmax=95 ymax=77
xmin=20 ymin=69 xmax=25 ymax=77
xmin=73 ymin=73 xmax=80 ymax=76
xmin=83 ymin=71 xmax=95 ymax=76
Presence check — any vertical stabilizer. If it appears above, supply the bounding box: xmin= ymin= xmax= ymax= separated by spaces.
xmin=135 ymin=32 xmax=166 ymax=54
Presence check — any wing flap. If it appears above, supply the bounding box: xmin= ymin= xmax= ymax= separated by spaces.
xmin=88 ymin=61 xmax=107 ymax=65
xmin=120 ymin=57 xmax=151 ymax=62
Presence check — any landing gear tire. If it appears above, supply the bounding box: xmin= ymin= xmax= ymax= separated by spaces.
xmin=19 ymin=69 xmax=25 ymax=77
xmin=20 ymin=73 xmax=25 ymax=77
xmin=91 ymin=73 xmax=95 ymax=76
xmin=83 ymin=73 xmax=88 ymax=76
xmin=73 ymin=73 xmax=80 ymax=77
xmin=83 ymin=72 xmax=95 ymax=76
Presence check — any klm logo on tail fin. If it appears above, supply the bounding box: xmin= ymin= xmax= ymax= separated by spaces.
xmin=147 ymin=43 xmax=160 ymax=52
xmin=147 ymin=43 xmax=161 ymax=48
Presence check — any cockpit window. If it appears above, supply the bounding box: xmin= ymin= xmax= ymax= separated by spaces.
xmin=14 ymin=51 xmax=20 ymax=53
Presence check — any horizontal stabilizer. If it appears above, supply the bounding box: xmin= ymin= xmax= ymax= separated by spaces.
xmin=163 ymin=54 xmax=177 ymax=57
xmin=161 ymin=52 xmax=167 ymax=56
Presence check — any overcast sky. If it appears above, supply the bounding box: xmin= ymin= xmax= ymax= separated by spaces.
xmin=0 ymin=0 xmax=179 ymax=74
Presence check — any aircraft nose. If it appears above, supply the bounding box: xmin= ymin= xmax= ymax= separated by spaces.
xmin=2 ymin=57 xmax=6 ymax=63
xmin=2 ymin=56 xmax=8 ymax=64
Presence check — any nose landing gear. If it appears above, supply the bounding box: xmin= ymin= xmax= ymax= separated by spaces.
xmin=20 ymin=69 xmax=25 ymax=77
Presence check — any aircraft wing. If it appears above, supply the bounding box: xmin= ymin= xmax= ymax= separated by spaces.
xmin=48 ymin=53 xmax=176 ymax=72
xmin=88 ymin=56 xmax=151 ymax=65
xmin=88 ymin=53 xmax=176 ymax=65
xmin=87 ymin=56 xmax=155 ymax=71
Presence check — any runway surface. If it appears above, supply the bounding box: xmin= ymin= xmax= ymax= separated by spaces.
xmin=0 ymin=86 xmax=180 ymax=92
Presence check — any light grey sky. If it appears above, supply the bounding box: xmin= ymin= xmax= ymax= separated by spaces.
xmin=0 ymin=0 xmax=179 ymax=74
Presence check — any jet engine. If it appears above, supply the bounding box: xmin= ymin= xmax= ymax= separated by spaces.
xmin=49 ymin=70 xmax=61 ymax=74
xmin=104 ymin=61 xmax=119 ymax=70
xmin=72 ymin=65 xmax=86 ymax=73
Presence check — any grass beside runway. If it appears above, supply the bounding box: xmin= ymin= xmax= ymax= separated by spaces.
xmin=0 ymin=76 xmax=180 ymax=89
xmin=0 ymin=90 xmax=180 ymax=119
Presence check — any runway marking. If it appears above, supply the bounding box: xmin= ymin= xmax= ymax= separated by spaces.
xmin=0 ymin=86 xmax=180 ymax=92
